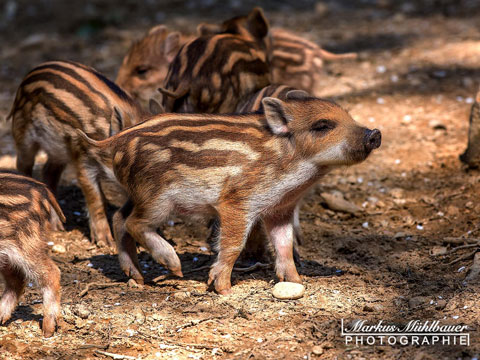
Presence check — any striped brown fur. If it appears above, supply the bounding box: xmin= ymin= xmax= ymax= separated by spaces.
xmin=160 ymin=8 xmax=271 ymax=113
xmin=269 ymin=28 xmax=357 ymax=93
xmin=0 ymin=170 xmax=64 ymax=337
xmin=235 ymin=84 xmax=310 ymax=259
xmin=116 ymin=25 xmax=189 ymax=109
xmin=8 ymin=60 xmax=148 ymax=246
xmin=77 ymin=94 xmax=381 ymax=293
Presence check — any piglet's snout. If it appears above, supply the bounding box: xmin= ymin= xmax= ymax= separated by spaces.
xmin=364 ymin=128 xmax=382 ymax=151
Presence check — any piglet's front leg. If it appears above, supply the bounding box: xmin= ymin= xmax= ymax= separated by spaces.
xmin=208 ymin=206 xmax=252 ymax=295
xmin=74 ymin=159 xmax=114 ymax=247
xmin=263 ymin=207 xmax=302 ymax=284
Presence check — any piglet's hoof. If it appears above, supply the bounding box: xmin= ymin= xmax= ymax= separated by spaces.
xmin=127 ymin=278 xmax=144 ymax=288
xmin=277 ymin=267 xmax=302 ymax=284
xmin=208 ymin=268 xmax=232 ymax=295
xmin=171 ymin=268 xmax=184 ymax=278
xmin=42 ymin=316 xmax=57 ymax=338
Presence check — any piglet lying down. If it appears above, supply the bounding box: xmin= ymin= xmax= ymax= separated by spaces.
xmin=77 ymin=91 xmax=381 ymax=294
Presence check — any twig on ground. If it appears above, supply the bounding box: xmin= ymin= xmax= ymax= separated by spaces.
xmin=445 ymin=243 xmax=480 ymax=255
xmin=175 ymin=315 xmax=222 ymax=332
xmin=79 ymin=282 xmax=124 ymax=297
xmin=448 ymin=249 xmax=478 ymax=266
xmin=443 ymin=237 xmax=480 ymax=245
xmin=94 ymin=350 xmax=136 ymax=360
xmin=233 ymin=262 xmax=272 ymax=272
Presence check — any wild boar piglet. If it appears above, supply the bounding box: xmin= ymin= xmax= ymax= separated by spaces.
xmin=78 ymin=91 xmax=381 ymax=294
xmin=8 ymin=60 xmax=148 ymax=246
xmin=0 ymin=171 xmax=65 ymax=337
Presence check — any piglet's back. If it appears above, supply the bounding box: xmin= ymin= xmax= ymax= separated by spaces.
xmin=9 ymin=60 xmax=144 ymax=140
xmin=0 ymin=171 xmax=65 ymax=236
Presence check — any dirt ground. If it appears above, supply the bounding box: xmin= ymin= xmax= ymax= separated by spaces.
xmin=1 ymin=1 xmax=480 ymax=359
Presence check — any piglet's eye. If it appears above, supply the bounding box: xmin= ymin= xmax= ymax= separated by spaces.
xmin=311 ymin=119 xmax=336 ymax=133
xmin=135 ymin=66 xmax=150 ymax=76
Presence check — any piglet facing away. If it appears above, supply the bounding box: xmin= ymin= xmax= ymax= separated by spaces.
xmin=0 ymin=171 xmax=65 ymax=337
xmin=7 ymin=60 xmax=148 ymax=246
xmin=77 ymin=92 xmax=381 ymax=294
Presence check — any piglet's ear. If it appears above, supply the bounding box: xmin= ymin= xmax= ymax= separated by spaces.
xmin=247 ymin=7 xmax=269 ymax=40
xmin=164 ymin=32 xmax=182 ymax=63
xmin=197 ymin=23 xmax=222 ymax=36
xmin=262 ymin=97 xmax=292 ymax=135
xmin=286 ymin=89 xmax=310 ymax=100
xmin=147 ymin=24 xmax=168 ymax=36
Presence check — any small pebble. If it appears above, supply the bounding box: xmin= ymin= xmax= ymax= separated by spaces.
xmin=403 ymin=114 xmax=412 ymax=123
xmin=199 ymin=246 xmax=208 ymax=252
xmin=452 ymin=315 xmax=459 ymax=320
xmin=362 ymin=222 xmax=369 ymax=228
xmin=390 ymin=74 xmax=399 ymax=82
xmin=416 ymin=224 xmax=424 ymax=230
xmin=52 ymin=244 xmax=66 ymax=254
xmin=47 ymin=241 xmax=54 ymax=246
xmin=368 ymin=116 xmax=375 ymax=123
xmin=73 ymin=304 xmax=90 ymax=319
xmin=73 ymin=211 xmax=82 ymax=216
xmin=376 ymin=65 xmax=386 ymax=73
xmin=167 ymin=220 xmax=175 ymax=226
xmin=458 ymin=266 xmax=466 ymax=273
xmin=377 ymin=97 xmax=385 ymax=104
xmin=272 ymin=282 xmax=305 ymax=300
xmin=312 ymin=345 xmax=323 ymax=355
xmin=87 ymin=263 xmax=93 ymax=267
xmin=465 ymin=97 xmax=474 ymax=104
xmin=395 ymin=159 xmax=401 ymax=164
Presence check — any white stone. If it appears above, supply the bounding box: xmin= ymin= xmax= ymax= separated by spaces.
xmin=52 ymin=244 xmax=66 ymax=254
xmin=272 ymin=282 xmax=305 ymax=300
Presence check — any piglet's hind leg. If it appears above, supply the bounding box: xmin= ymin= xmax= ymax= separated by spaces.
xmin=113 ymin=204 xmax=144 ymax=284
xmin=125 ymin=208 xmax=182 ymax=278
xmin=39 ymin=258 xmax=61 ymax=338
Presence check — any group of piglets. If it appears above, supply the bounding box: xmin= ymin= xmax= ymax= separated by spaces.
xmin=1 ymin=8 xmax=380 ymax=337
